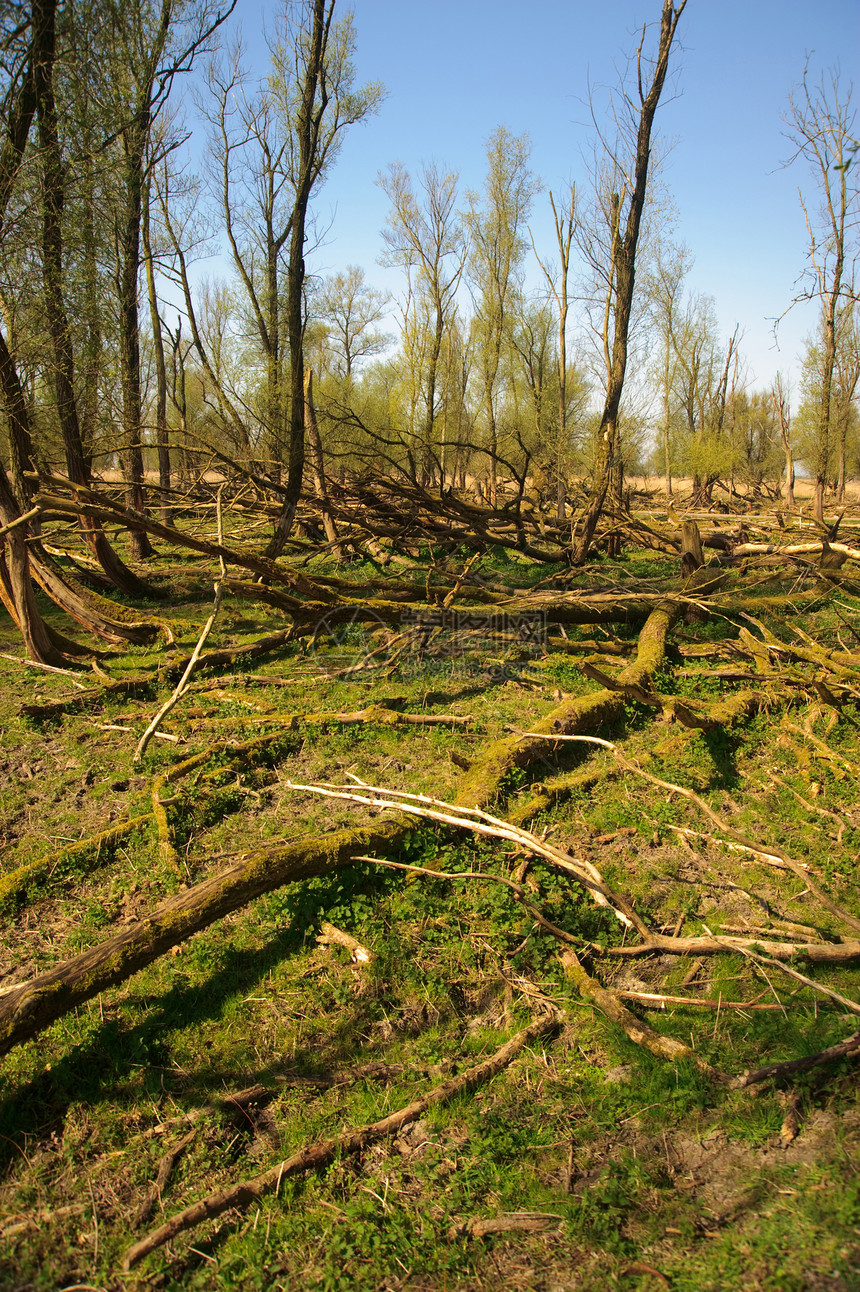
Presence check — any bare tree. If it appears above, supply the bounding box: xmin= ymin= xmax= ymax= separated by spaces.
xmin=466 ymin=127 xmax=539 ymax=505
xmin=32 ymin=0 xmax=153 ymax=589
xmin=645 ymin=237 xmax=693 ymax=498
xmin=833 ymin=301 xmax=860 ymax=501
xmin=379 ymin=160 xmax=467 ymax=485
xmin=314 ymin=265 xmax=390 ymax=383
xmin=772 ymin=372 xmax=796 ymax=509
xmin=108 ymin=0 xmax=235 ymax=559
xmin=573 ymin=0 xmax=687 ymax=563
xmin=264 ymin=1 xmax=384 ymax=558
xmin=784 ymin=64 xmax=859 ymax=522
xmin=531 ymin=184 xmax=576 ymax=517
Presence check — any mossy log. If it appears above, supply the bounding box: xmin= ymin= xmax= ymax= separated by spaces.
xmin=0 ymin=820 xmax=403 ymax=1059
xmin=454 ymin=595 xmax=681 ymax=809
xmin=0 ymin=599 xmax=683 ymax=1060
xmin=0 ymin=813 xmax=155 ymax=913
xmin=560 ymin=950 xmax=730 ymax=1083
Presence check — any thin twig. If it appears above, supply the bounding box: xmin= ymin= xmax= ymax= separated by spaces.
xmin=134 ymin=583 xmax=225 ymax=762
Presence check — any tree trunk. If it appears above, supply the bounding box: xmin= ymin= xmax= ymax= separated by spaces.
xmin=34 ymin=1 xmax=150 ymax=592
xmin=0 ymin=329 xmax=35 ymax=506
xmin=264 ymin=0 xmax=333 ymax=560
xmin=573 ymin=1 xmax=687 ymax=564
xmin=142 ymin=176 xmax=173 ymax=526
xmin=118 ymin=124 xmax=154 ymax=560
xmin=814 ymin=478 xmax=825 ymax=524
xmin=304 ymin=369 xmax=342 ymax=557
xmin=0 ymin=465 xmax=63 ymax=666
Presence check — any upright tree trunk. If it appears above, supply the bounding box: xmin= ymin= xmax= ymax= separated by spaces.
xmin=114 ymin=1 xmax=175 ymax=560
xmin=0 ymin=329 xmax=35 ymax=506
xmin=34 ymin=0 xmax=149 ymax=592
xmin=265 ymin=0 xmax=333 ymax=560
xmin=0 ymin=464 xmax=63 ymax=665
xmin=118 ymin=117 xmax=154 ymax=560
xmin=304 ymin=369 xmax=342 ymax=557
xmin=772 ymin=376 xmax=795 ymax=509
xmin=573 ymin=0 xmax=687 ymax=564
xmin=663 ymin=338 xmax=673 ymax=498
xmin=142 ymin=177 xmax=173 ymax=526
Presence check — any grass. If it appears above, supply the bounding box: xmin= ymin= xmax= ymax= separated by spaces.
xmin=1 ymin=539 xmax=860 ymax=1291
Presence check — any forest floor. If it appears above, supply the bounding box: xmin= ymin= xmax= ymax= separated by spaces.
xmin=1 ymin=511 xmax=860 ymax=1292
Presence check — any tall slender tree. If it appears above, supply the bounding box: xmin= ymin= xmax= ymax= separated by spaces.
xmin=32 ymin=0 xmax=150 ymax=591
xmin=784 ymin=65 xmax=859 ymax=522
xmin=573 ymin=0 xmax=687 ymax=562
xmin=0 ymin=0 xmax=67 ymax=663
xmin=532 ymin=184 xmax=576 ymax=517
xmin=107 ymin=0 xmax=234 ymax=558
xmin=466 ymin=128 xmax=538 ymax=505
xmin=379 ymin=160 xmax=467 ymax=485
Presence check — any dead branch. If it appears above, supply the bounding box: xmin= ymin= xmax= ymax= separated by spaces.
xmin=559 ymin=949 xmax=731 ymax=1084
xmin=289 ymin=780 xmax=645 ymax=935
xmin=451 ymin=1212 xmax=562 ymax=1240
xmin=735 ymin=1029 xmax=860 ymax=1088
xmin=0 ymin=652 xmax=88 ymax=685
xmin=0 ymin=1203 xmax=87 ymax=1241
xmin=176 ymin=704 xmax=474 ymax=732
xmin=123 ymin=1014 xmax=559 ymax=1269
xmin=20 ymin=676 xmax=157 ymax=719
xmin=616 ymin=991 xmax=786 ymax=1012
xmin=317 ymin=921 xmax=375 ymax=964
xmin=534 ymin=733 xmax=860 ymax=938
xmin=132 ymin=1130 xmax=197 ymax=1228
xmin=140 ymin=1084 xmax=272 ymax=1141
xmin=134 ymin=582 xmax=225 ymax=761
xmin=727 ymin=946 xmax=860 ymax=1016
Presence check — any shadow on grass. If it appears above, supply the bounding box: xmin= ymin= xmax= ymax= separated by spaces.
xmin=0 ymin=867 xmax=401 ymax=1172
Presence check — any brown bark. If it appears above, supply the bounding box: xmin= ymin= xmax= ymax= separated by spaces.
xmin=304 ymin=368 xmax=342 ymax=555
xmin=123 ymin=1014 xmax=558 ymax=1268
xmin=573 ymin=0 xmax=687 ymax=562
xmin=0 ymin=477 xmax=65 ymax=666
xmin=0 ymin=329 xmax=36 ymax=505
xmin=28 ymin=549 xmax=160 ymax=644
xmin=265 ymin=0 xmax=336 ymax=559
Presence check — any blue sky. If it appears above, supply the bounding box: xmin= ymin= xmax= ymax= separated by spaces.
xmin=227 ymin=0 xmax=859 ymax=395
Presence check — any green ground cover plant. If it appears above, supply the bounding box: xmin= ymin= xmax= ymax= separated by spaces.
xmin=2 ymin=504 xmax=860 ymax=1292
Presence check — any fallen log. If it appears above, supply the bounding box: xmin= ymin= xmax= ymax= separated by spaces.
xmin=0 ymin=597 xmax=710 ymax=1060
xmin=0 ymin=820 xmax=402 ymax=1059
xmin=560 ymin=950 xmax=731 ymax=1083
